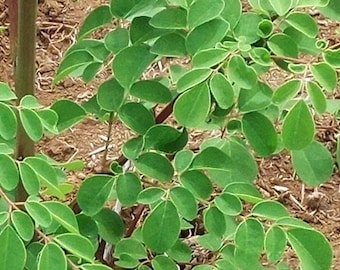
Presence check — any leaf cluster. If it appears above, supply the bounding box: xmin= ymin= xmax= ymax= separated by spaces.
xmin=0 ymin=0 xmax=340 ymax=269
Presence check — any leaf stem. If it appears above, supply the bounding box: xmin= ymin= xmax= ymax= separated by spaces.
xmin=270 ymin=55 xmax=311 ymax=64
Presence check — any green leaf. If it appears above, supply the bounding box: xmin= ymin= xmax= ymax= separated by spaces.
xmin=114 ymin=238 xmax=147 ymax=259
xmin=54 ymin=233 xmax=95 ymax=262
xmin=93 ymin=208 xmax=124 ymax=245
xmin=130 ymin=16 xmax=167 ymax=44
xmin=38 ymin=109 xmax=59 ymax=134
xmin=234 ymin=13 xmax=261 ymax=43
xmin=152 ymin=255 xmax=178 ymax=270
xmin=150 ymin=7 xmax=187 ymax=29
xmin=26 ymin=243 xmax=43 ymax=270
xmin=269 ymin=0 xmax=292 ymax=15
xmin=186 ymin=19 xmax=230 ymax=55
xmin=122 ymin=137 xmax=144 ymax=160
xmin=287 ymin=228 xmax=332 ymax=270
xmin=38 ymin=243 xmax=67 ymax=270
xmin=282 ymin=100 xmax=315 ymax=150
xmin=170 ymin=186 xmax=197 ymax=221
xmin=323 ymin=49 xmax=340 ymax=68
xmin=76 ymin=214 xmax=98 ymax=241
xmin=113 ymin=45 xmax=156 ymax=89
xmin=11 ymin=210 xmax=34 ymax=242
xmin=81 ymin=264 xmax=112 ymax=270
xmin=220 ymin=0 xmax=242 ymax=29
xmin=292 ymin=141 xmax=333 ymax=186
xmin=276 ymin=217 xmax=311 ymax=229
xmin=238 ymin=82 xmax=272 ymax=112
xmin=192 ymin=146 xmax=232 ymax=171
xmin=180 ymin=170 xmax=213 ymax=200
xmin=242 ymin=112 xmax=277 ymax=157
xmin=204 ymin=206 xmax=226 ymax=237
xmin=319 ymin=0 xmax=340 ymax=20
xmin=174 ymin=150 xmax=194 ymax=174
xmin=142 ymin=201 xmax=180 ymax=253
xmin=130 ymin=80 xmax=172 ymax=104
xmin=249 ymin=47 xmax=272 ymax=66
xmin=192 ymin=48 xmax=229 ymax=69
xmin=188 ymin=0 xmax=225 ymax=29
xmin=306 ymin=81 xmax=327 ymax=114
xmin=228 ymin=55 xmax=257 ymax=89
xmin=104 ymin=28 xmax=130 ymax=53
xmin=210 ymin=73 xmax=234 ymax=109
xmin=207 ymin=138 xmax=258 ymax=186
xmin=166 ymin=240 xmax=192 ymax=263
xmin=24 ymin=157 xmax=64 ymax=199
xmin=135 ymin=152 xmax=174 ymax=182
xmin=0 ymin=212 xmax=9 ymax=227
xmin=234 ymin=218 xmax=264 ymax=267
xmin=97 ymin=78 xmax=125 ymax=112
xmin=115 ymin=254 xmax=139 ymax=269
xmin=0 ymin=83 xmax=16 ymax=101
xmin=284 ymin=26 xmax=320 ymax=55
xmin=0 ymin=225 xmax=26 ymax=270
xmin=252 ymin=201 xmax=290 ymax=220
xmin=43 ymin=201 xmax=79 ymax=233
xmin=64 ymin=39 xmax=109 ymax=61
xmin=310 ymin=62 xmax=337 ymax=92
xmin=265 ymin=226 xmax=287 ymax=263
xmin=215 ymin=192 xmax=242 ymax=216
xmin=286 ymin=12 xmax=318 ymax=37
xmin=177 ymin=68 xmax=212 ymax=93
xmin=151 ymin=33 xmax=187 ymax=57
xmin=116 ymin=173 xmax=142 ymax=207
xmin=257 ymin=19 xmax=273 ymax=38
xmin=144 ymin=125 xmax=188 ymax=154
xmin=174 ymin=83 xmax=211 ymax=128
xmin=224 ymin=182 xmax=263 ymax=203
xmin=20 ymin=95 xmax=43 ymax=109
xmin=19 ymin=108 xmax=43 ymax=142
xmin=54 ymin=51 xmax=93 ymax=84
xmin=137 ymin=187 xmax=165 ymax=204
xmin=0 ymin=154 xmax=19 ymax=191
xmin=82 ymin=62 xmax=102 ymax=83
xmin=197 ymin=233 xmax=222 ymax=252
xmin=110 ymin=0 xmax=136 ymax=18
xmin=77 ymin=175 xmax=114 ymax=216
xmin=25 ymin=201 xmax=52 ymax=228
xmin=119 ymin=102 xmax=155 ymax=135
xmin=78 ymin=5 xmax=112 ymax=39
xmin=51 ymin=100 xmax=86 ymax=133
xmin=272 ymin=79 xmax=302 ymax=106
xmin=268 ymin=33 xmax=299 ymax=58
xmin=0 ymin=103 xmax=17 ymax=140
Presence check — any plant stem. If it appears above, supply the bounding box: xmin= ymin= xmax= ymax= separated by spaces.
xmin=14 ymin=0 xmax=38 ymax=201
xmin=101 ymin=112 xmax=115 ymax=172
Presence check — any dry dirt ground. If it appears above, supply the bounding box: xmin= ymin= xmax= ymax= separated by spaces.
xmin=0 ymin=0 xmax=340 ymax=269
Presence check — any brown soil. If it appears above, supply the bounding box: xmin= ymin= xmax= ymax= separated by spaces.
xmin=0 ymin=0 xmax=340 ymax=269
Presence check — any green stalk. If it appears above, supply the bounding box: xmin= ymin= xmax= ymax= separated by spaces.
xmin=14 ymin=0 xmax=38 ymax=201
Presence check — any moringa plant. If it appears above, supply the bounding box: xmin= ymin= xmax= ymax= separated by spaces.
xmin=0 ymin=0 xmax=340 ymax=269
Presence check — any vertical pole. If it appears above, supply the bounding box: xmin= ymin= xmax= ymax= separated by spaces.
xmin=15 ymin=0 xmax=38 ymax=201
